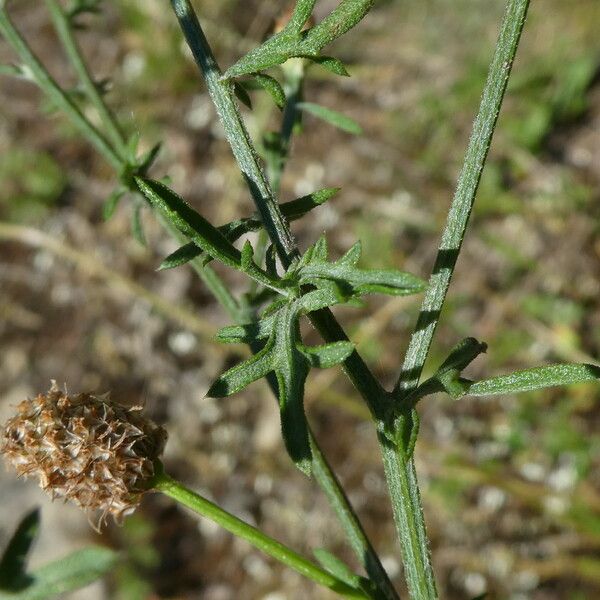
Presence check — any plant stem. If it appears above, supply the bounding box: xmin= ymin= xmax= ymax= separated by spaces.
xmin=169 ymin=3 xmax=399 ymax=597
xmin=380 ymin=441 xmax=436 ymax=599
xmin=44 ymin=0 xmax=129 ymax=160
xmin=0 ymin=7 xmax=122 ymax=171
xmin=152 ymin=465 xmax=370 ymax=599
xmin=381 ymin=2 xmax=531 ymax=597
xmin=393 ymin=0 xmax=531 ymax=399
xmin=171 ymin=0 xmax=297 ymax=266
xmin=0 ymin=10 xmax=393 ymax=596
xmin=0 ymin=2 xmax=243 ymax=324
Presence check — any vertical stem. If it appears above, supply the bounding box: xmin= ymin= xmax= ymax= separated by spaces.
xmin=169 ymin=2 xmax=399 ymax=597
xmin=383 ymin=2 xmax=531 ymax=597
xmin=171 ymin=0 xmax=298 ymax=266
xmin=152 ymin=466 xmax=370 ymax=599
xmin=44 ymin=0 xmax=129 ymax=160
xmin=393 ymin=0 xmax=531 ymax=399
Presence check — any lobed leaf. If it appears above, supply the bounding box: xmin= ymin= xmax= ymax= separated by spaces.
xmin=223 ymin=0 xmax=374 ymax=80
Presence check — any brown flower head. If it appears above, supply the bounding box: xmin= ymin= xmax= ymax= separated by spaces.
xmin=1 ymin=382 xmax=166 ymax=525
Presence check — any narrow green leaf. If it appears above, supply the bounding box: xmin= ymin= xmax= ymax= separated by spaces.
xmin=223 ymin=0 xmax=374 ymax=80
xmin=297 ymin=102 xmax=362 ymax=135
xmin=288 ymin=0 xmax=318 ymax=30
xmin=299 ymin=341 xmax=354 ymax=369
xmin=207 ymin=339 xmax=275 ymax=397
xmin=102 ymin=188 xmax=125 ymax=221
xmin=4 ymin=546 xmax=117 ymax=600
xmin=306 ymin=55 xmax=349 ymax=77
xmin=311 ymin=235 xmax=329 ymax=262
xmin=158 ymin=242 xmax=201 ymax=271
xmin=240 ymin=241 xmax=285 ymax=292
xmin=438 ymin=337 xmax=488 ymax=374
xmin=126 ymin=131 xmax=140 ymax=164
xmin=466 ymin=363 xmax=600 ymax=397
xmin=251 ymin=73 xmax=286 ymax=109
xmin=135 ymin=177 xmax=242 ymax=268
xmin=281 ymin=187 xmax=340 ymax=220
xmin=0 ymin=509 xmax=39 ymax=591
xmin=300 ymin=262 xmax=425 ymax=297
xmin=313 ymin=549 xmax=361 ymax=588
xmin=296 ymin=287 xmax=346 ymax=313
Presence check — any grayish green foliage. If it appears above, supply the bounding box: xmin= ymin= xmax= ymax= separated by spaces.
xmin=208 ymin=237 xmax=424 ymax=472
xmin=159 ymin=187 xmax=340 ymax=271
xmin=223 ymin=0 xmax=374 ymax=79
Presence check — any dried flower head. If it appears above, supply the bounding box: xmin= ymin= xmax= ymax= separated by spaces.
xmin=1 ymin=382 xmax=166 ymax=525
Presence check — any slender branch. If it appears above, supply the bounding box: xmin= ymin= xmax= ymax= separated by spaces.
xmin=152 ymin=465 xmax=370 ymax=599
xmin=170 ymin=0 xmax=297 ymax=265
xmin=393 ymin=0 xmax=531 ymax=399
xmin=380 ymin=2 xmax=531 ymax=597
xmin=169 ymin=3 xmax=400 ymax=597
xmin=0 ymin=7 xmax=122 ymax=171
xmin=44 ymin=0 xmax=129 ymax=159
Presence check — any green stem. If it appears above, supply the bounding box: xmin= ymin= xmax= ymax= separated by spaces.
xmin=380 ymin=443 xmax=436 ymax=599
xmin=0 ymin=6 xmax=122 ymax=171
xmin=171 ymin=0 xmax=297 ymax=266
xmin=382 ymin=2 xmax=530 ymax=597
xmin=169 ymin=3 xmax=399 ymax=597
xmin=393 ymin=0 xmax=531 ymax=398
xmin=152 ymin=465 xmax=370 ymax=599
xmin=44 ymin=0 xmax=129 ymax=160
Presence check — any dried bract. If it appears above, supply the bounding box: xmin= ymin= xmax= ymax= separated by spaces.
xmin=1 ymin=383 xmax=166 ymax=525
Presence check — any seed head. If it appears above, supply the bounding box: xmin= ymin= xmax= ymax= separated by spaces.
xmin=1 ymin=383 xmax=166 ymax=525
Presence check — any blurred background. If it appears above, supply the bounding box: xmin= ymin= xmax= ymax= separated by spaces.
xmin=1 ymin=0 xmax=599 ymax=598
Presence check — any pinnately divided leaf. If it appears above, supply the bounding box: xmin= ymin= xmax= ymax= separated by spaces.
xmin=223 ymin=0 xmax=374 ymax=80
xmin=209 ymin=290 xmax=355 ymax=474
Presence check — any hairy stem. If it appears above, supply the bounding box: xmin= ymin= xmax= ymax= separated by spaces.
xmin=1 ymin=4 xmax=396 ymax=597
xmin=152 ymin=465 xmax=370 ymax=599
xmin=383 ymin=2 xmax=531 ymax=597
xmin=169 ymin=2 xmax=399 ymax=597
xmin=393 ymin=0 xmax=531 ymax=399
